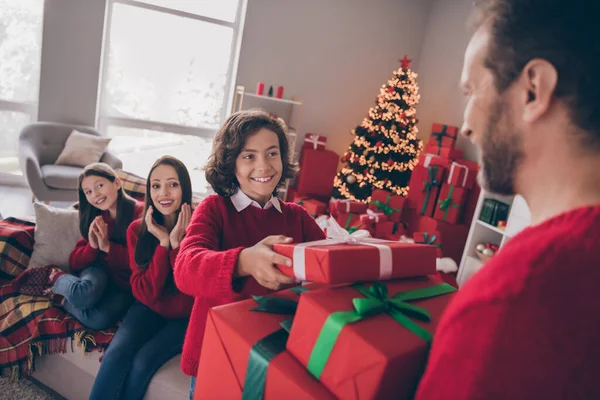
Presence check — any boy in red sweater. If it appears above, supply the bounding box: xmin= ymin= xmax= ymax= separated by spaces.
xmin=90 ymin=156 xmax=194 ymax=400
xmin=416 ymin=1 xmax=600 ymax=399
xmin=13 ymin=163 xmax=142 ymax=330
xmin=174 ymin=110 xmax=326 ymax=397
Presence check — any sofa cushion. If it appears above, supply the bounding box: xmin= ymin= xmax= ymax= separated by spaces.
xmin=41 ymin=164 xmax=82 ymax=190
xmin=29 ymin=202 xmax=80 ymax=271
xmin=54 ymin=130 xmax=111 ymax=168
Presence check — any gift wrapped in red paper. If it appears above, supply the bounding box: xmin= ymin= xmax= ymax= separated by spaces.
xmin=407 ymin=164 xmax=445 ymax=217
xmin=413 ymin=231 xmax=443 ymax=258
xmin=296 ymin=149 xmax=339 ymax=198
xmin=286 ymin=276 xmax=456 ymax=400
xmin=331 ymin=198 xmax=368 ymax=215
xmin=418 ymin=153 xmax=453 ymax=171
xmin=424 ymin=144 xmax=464 ymax=160
xmin=303 ymin=133 xmax=327 ymax=151
xmin=273 ymin=233 xmax=436 ymax=284
xmin=434 ymin=184 xmax=467 ymax=224
xmin=358 ymin=210 xmax=386 ymax=236
xmin=417 ymin=216 xmax=469 ymax=264
xmin=297 ymin=198 xmax=327 ymax=216
xmin=368 ymin=189 xmax=405 ymax=222
xmin=335 ymin=212 xmax=363 ymax=233
xmin=447 ymin=160 xmax=479 ymax=189
xmin=401 ymin=201 xmax=419 ymax=236
xmin=374 ymin=221 xmax=395 ymax=239
xmin=194 ymin=286 xmax=335 ymax=400
xmin=427 ymin=123 xmax=458 ymax=149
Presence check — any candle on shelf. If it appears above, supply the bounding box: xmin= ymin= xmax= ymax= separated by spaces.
xmin=256 ymin=82 xmax=265 ymax=95
xmin=268 ymin=85 xmax=273 ymax=97
xmin=276 ymin=85 xmax=284 ymax=99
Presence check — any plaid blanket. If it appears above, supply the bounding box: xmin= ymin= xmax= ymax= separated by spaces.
xmin=0 ymin=218 xmax=115 ymax=379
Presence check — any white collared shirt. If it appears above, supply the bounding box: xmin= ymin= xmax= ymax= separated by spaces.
xmin=230 ymin=190 xmax=282 ymax=213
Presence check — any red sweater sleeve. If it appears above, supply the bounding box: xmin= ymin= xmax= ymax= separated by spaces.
xmin=174 ymin=196 xmax=242 ymax=302
xmin=68 ymin=238 xmax=99 ymax=272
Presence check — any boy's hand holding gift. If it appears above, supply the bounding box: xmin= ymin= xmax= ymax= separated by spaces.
xmin=236 ymin=235 xmax=297 ymax=291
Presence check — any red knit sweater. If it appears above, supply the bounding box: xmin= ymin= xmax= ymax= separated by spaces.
xmin=68 ymin=202 xmax=143 ymax=290
xmin=174 ymin=194 xmax=326 ymax=377
xmin=416 ymin=205 xmax=600 ymax=400
xmin=127 ymin=219 xmax=194 ymax=319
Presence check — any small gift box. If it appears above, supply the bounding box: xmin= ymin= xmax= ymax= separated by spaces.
xmin=296 ymin=149 xmax=339 ymax=199
xmin=296 ymin=197 xmax=327 ymax=216
xmin=447 ymin=161 xmax=478 ymax=189
xmin=303 ymin=133 xmax=327 ymax=151
xmin=331 ymin=198 xmax=368 ymax=215
xmin=417 ymin=216 xmax=469 ymax=264
xmin=408 ymin=165 xmax=445 ymax=217
xmin=434 ymin=184 xmax=467 ymax=224
xmin=413 ymin=231 xmax=443 ymax=258
xmin=424 ymin=144 xmax=464 ymax=160
xmin=427 ymin=123 xmax=458 ymax=149
xmin=273 ymin=218 xmax=436 ymax=284
xmin=194 ymin=286 xmax=335 ymax=400
xmin=374 ymin=221 xmax=395 ymax=239
xmin=359 ymin=209 xmax=386 ymax=225
xmin=369 ymin=189 xmax=405 ymax=222
xmin=335 ymin=212 xmax=363 ymax=233
xmin=286 ymin=277 xmax=457 ymax=400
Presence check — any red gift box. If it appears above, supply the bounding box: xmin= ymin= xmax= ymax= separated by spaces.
xmin=194 ymin=286 xmax=335 ymax=400
xmin=424 ymin=144 xmax=463 ymax=160
xmin=417 ymin=216 xmax=469 ymax=264
xmin=369 ymin=189 xmax=405 ymax=222
xmin=300 ymin=199 xmax=327 ymax=216
xmin=447 ymin=160 xmax=479 ymax=189
xmin=335 ymin=212 xmax=363 ymax=233
xmin=332 ymin=198 xmax=368 ymax=215
xmin=418 ymin=153 xmax=453 ymax=170
xmin=428 ymin=123 xmax=458 ymax=149
xmin=303 ymin=133 xmax=327 ymax=151
xmin=296 ymin=149 xmax=339 ymax=198
xmin=359 ymin=210 xmax=386 ymax=225
xmin=407 ymin=165 xmax=445 ymax=217
xmin=431 ymin=123 xmax=458 ymax=139
xmin=286 ymin=277 xmax=456 ymax=400
xmin=401 ymin=201 xmax=419 ymax=236
xmin=413 ymin=231 xmax=443 ymax=258
xmin=426 ymin=135 xmax=455 ymax=149
xmin=434 ymin=184 xmax=467 ymax=224
xmin=273 ymin=240 xmax=437 ymax=284
xmin=374 ymin=221 xmax=395 ymax=239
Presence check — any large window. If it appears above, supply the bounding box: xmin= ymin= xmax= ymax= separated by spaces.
xmin=99 ymin=0 xmax=245 ymax=193
xmin=0 ymin=0 xmax=44 ymax=178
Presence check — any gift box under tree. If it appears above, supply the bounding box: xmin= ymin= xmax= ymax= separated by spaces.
xmin=416 ymin=216 xmax=469 ymax=264
xmin=434 ymin=184 xmax=467 ymax=224
xmin=286 ymin=276 xmax=456 ymax=400
xmin=369 ymin=189 xmax=405 ymax=222
xmin=427 ymin=123 xmax=458 ymax=149
xmin=413 ymin=231 xmax=443 ymax=258
xmin=407 ymin=165 xmax=445 ymax=217
xmin=295 ymin=149 xmax=339 ymax=199
xmin=303 ymin=133 xmax=327 ymax=151
xmin=424 ymin=144 xmax=463 ymax=160
xmin=330 ymin=199 xmax=368 ymax=217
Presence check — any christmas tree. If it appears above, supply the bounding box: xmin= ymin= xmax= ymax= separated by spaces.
xmin=332 ymin=55 xmax=422 ymax=202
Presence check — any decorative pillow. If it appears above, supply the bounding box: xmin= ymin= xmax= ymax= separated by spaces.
xmin=116 ymin=169 xmax=146 ymax=200
xmin=54 ymin=130 xmax=111 ymax=168
xmin=29 ymin=203 xmax=81 ymax=272
xmin=0 ymin=218 xmax=35 ymax=279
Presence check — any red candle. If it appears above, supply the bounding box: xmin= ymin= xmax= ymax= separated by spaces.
xmin=276 ymin=85 xmax=284 ymax=99
xmin=256 ymin=82 xmax=265 ymax=95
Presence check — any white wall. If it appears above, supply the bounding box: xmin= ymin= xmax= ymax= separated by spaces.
xmin=236 ymin=0 xmax=434 ymax=157
xmin=416 ymin=0 xmax=478 ymax=161
xmin=37 ymin=0 xmax=107 ymax=125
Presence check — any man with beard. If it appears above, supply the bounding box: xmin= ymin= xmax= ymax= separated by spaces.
xmin=415 ymin=1 xmax=600 ymax=399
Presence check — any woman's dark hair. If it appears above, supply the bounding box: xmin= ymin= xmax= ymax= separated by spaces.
xmin=205 ymin=109 xmax=298 ymax=197
xmin=134 ymin=156 xmax=192 ymax=268
xmin=473 ymin=0 xmax=600 ymax=146
xmin=78 ymin=163 xmax=135 ymax=245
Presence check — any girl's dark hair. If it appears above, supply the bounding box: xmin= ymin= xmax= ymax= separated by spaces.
xmin=205 ymin=109 xmax=298 ymax=197
xmin=78 ymin=163 xmax=136 ymax=245
xmin=134 ymin=156 xmax=192 ymax=268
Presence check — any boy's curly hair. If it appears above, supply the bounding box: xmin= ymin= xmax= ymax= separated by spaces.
xmin=205 ymin=109 xmax=298 ymax=197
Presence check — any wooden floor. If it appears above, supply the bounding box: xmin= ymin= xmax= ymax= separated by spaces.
xmin=0 ymin=185 xmax=73 ymax=220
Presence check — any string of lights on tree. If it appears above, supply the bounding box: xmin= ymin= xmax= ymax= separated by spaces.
xmin=332 ymin=55 xmax=423 ymax=203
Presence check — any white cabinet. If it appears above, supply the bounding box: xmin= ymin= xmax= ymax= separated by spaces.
xmin=456 ymin=192 xmax=531 ymax=287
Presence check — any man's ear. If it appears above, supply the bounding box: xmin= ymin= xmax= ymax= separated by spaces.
xmin=520 ymin=58 xmax=558 ymax=123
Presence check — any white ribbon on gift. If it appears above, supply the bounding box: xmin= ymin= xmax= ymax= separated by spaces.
xmin=336 ymin=199 xmax=352 ymax=213
xmin=364 ymin=208 xmax=383 ymax=223
xmin=422 ymin=154 xmax=434 ymax=167
xmin=292 ymin=217 xmax=393 ymax=281
xmin=305 ymin=133 xmax=326 ymax=150
xmin=447 ymin=162 xmax=469 ymax=187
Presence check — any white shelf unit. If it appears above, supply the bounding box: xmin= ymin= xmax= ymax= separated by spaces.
xmin=231 ymin=85 xmax=304 ymax=199
xmin=456 ymin=192 xmax=531 ymax=287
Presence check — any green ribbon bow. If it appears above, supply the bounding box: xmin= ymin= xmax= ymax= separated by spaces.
xmin=437 ymin=185 xmax=461 ymax=221
xmin=306 ymin=281 xmax=456 ymax=379
xmin=370 ymin=195 xmax=403 ymax=217
xmin=242 ymin=286 xmax=307 ymax=400
xmin=416 ymin=232 xmax=442 ymax=249
xmin=344 ymin=213 xmax=363 ymax=234
xmin=420 ymin=166 xmax=441 ymax=215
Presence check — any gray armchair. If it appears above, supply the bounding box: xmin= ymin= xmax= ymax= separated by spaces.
xmin=19 ymin=122 xmax=123 ymax=202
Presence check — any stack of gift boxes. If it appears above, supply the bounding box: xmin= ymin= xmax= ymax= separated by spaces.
xmin=194 ymin=224 xmax=458 ymax=399
xmin=403 ymin=123 xmax=482 ymax=264
xmin=285 ymin=133 xmax=339 ymax=217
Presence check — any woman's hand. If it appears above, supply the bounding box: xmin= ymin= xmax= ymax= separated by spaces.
xmin=145 ymin=206 xmax=170 ymax=248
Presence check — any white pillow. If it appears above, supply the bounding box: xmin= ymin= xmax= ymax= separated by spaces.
xmin=54 ymin=130 xmax=111 ymax=167
xmin=29 ymin=202 xmax=81 ymax=272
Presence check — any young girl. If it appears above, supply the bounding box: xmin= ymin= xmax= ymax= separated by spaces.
xmin=89 ymin=156 xmax=194 ymax=400
xmin=13 ymin=163 xmax=142 ymax=330
xmin=173 ymin=109 xmax=326 ymax=397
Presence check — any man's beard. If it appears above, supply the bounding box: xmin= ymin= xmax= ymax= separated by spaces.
xmin=478 ymin=99 xmax=524 ymax=196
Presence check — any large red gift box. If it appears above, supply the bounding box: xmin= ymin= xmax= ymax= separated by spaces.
xmin=303 ymin=133 xmax=327 ymax=151
xmin=369 ymin=189 xmax=405 ymax=222
xmin=447 ymin=160 xmax=479 ymax=189
xmin=296 ymin=149 xmax=339 ymax=198
xmin=424 ymin=144 xmax=463 ymax=160
xmin=407 ymin=164 xmax=445 ymax=217
xmin=331 ymin=198 xmax=368 ymax=215
xmin=417 ymin=216 xmax=469 ymax=264
xmin=194 ymin=287 xmax=335 ymax=400
xmin=273 ymin=241 xmax=436 ymax=284
xmin=286 ymin=276 xmax=456 ymax=400
xmin=434 ymin=184 xmax=467 ymax=224
xmin=413 ymin=231 xmax=443 ymax=258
